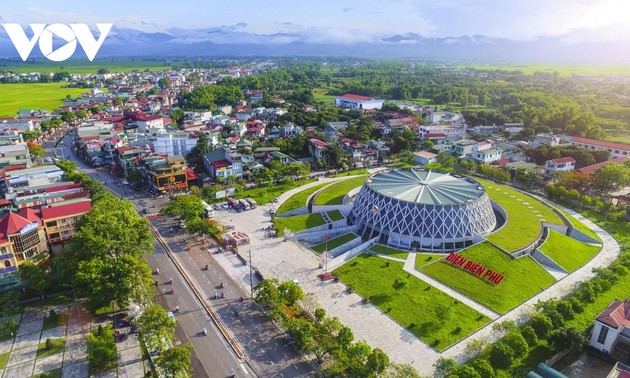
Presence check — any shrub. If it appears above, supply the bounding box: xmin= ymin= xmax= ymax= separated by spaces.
xmin=471 ymin=359 xmax=494 ymax=378
xmin=556 ymin=300 xmax=575 ymax=321
xmin=48 ymin=309 xmax=58 ymax=321
xmin=568 ymin=297 xmax=584 ymax=314
xmin=502 ymin=332 xmax=528 ymax=359
xmin=549 ymin=327 xmax=587 ymax=352
xmin=489 ymin=343 xmax=514 ymax=370
xmin=45 ymin=338 xmax=52 ymax=350
xmin=530 ymin=314 xmax=553 ymax=339
xmin=520 ymin=325 xmax=538 ymax=347
xmin=451 ymin=365 xmax=481 ymax=378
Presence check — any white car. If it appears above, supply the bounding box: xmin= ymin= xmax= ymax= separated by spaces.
xmin=121 ymin=179 xmax=129 ymax=185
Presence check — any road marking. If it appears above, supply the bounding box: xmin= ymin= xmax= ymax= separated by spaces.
xmin=294 ymin=365 xmax=299 ymax=370
xmin=274 ymin=342 xmax=278 ymax=347
xmin=270 ymin=361 xmax=274 ymax=365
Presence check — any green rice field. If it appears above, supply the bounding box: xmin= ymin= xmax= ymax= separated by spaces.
xmin=0 ymin=83 xmax=86 ymax=117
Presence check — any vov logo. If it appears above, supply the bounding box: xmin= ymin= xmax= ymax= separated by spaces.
xmin=2 ymin=23 xmax=113 ymax=62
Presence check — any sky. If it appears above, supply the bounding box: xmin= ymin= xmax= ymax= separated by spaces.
xmin=1 ymin=0 xmax=630 ymax=44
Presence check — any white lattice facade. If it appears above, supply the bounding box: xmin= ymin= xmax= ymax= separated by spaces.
xmin=350 ymin=177 xmax=496 ymax=251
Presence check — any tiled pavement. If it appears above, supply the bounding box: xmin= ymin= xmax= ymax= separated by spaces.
xmin=0 ymin=301 xmax=150 ymax=378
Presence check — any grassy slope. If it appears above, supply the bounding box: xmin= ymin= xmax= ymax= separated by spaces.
xmin=0 ymin=83 xmax=85 ymax=117
xmin=327 ymin=210 xmax=345 ymax=221
xmin=239 ymin=179 xmax=316 ymax=205
xmin=538 ymin=229 xmax=601 ymax=272
xmin=478 ymin=178 xmax=563 ymax=252
xmin=420 ymin=242 xmax=557 ymax=314
xmin=334 ymin=254 xmax=491 ymax=351
xmin=276 ymin=182 xmax=329 ymax=215
xmin=314 ymin=176 xmax=367 ymax=205
xmin=556 ymin=207 xmax=601 ymax=242
xmin=312 ymin=233 xmax=359 ymax=253
xmin=368 ymin=244 xmax=409 ymax=260
xmin=274 ymin=213 xmax=325 ymax=235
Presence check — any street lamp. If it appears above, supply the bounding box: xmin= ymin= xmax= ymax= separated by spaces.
xmin=62 ymin=284 xmax=78 ymax=315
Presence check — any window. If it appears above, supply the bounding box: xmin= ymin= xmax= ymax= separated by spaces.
xmin=46 ymin=221 xmax=57 ymax=228
xmin=597 ymin=325 xmax=609 ymax=345
xmin=4 ymin=260 xmax=10 ymax=267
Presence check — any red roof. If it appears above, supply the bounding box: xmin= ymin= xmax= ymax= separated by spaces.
xmin=578 ymin=157 xmax=628 ymax=176
xmin=185 ymin=167 xmax=199 ymax=181
xmin=571 ymin=136 xmax=630 ymax=151
xmin=0 ymin=211 xmax=35 ymax=234
xmin=597 ymin=300 xmax=630 ymax=329
xmin=549 ymin=157 xmax=575 ymax=164
xmin=491 ymin=158 xmax=511 ymax=166
xmin=44 ymin=183 xmax=83 ymax=193
xmin=339 ymin=93 xmax=373 ymax=102
xmin=17 ymin=208 xmax=42 ymax=226
xmin=41 ymin=201 xmax=92 ymax=220
xmin=310 ymin=139 xmax=328 ymax=148
xmin=211 ymin=159 xmax=231 ymax=169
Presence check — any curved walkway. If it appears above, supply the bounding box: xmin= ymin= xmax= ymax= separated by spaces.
xmin=213 ymin=173 xmax=620 ymax=376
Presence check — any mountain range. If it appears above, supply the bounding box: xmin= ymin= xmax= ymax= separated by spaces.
xmin=0 ymin=25 xmax=627 ymax=64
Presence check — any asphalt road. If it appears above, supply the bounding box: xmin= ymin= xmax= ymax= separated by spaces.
xmin=49 ymin=131 xmax=316 ymax=378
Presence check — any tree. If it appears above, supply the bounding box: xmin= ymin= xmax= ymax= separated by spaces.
xmin=27 ymin=141 xmax=46 ymax=157
xmin=549 ymin=327 xmax=587 ymax=351
xmin=502 ymin=332 xmax=528 ymax=359
xmin=530 ymin=314 xmax=553 ymax=339
xmin=278 ymin=280 xmax=304 ymax=306
xmin=366 ymin=348 xmax=390 ymax=376
xmin=451 ymin=365 xmax=481 ymax=378
xmin=170 ymin=108 xmax=185 ymax=127
xmin=592 ymin=163 xmax=630 ymax=194
xmin=195 ymin=133 xmax=210 ymax=156
xmin=471 ymin=359 xmax=494 ymax=378
xmin=19 ymin=262 xmax=50 ymax=296
xmin=381 ymin=363 xmax=422 ymax=378
xmin=464 ymin=338 xmax=487 ymax=359
xmin=433 ymin=357 xmax=457 ymax=378
xmin=161 ymin=195 xmax=205 ymax=221
xmin=286 ymin=317 xmax=314 ymax=352
xmin=137 ymin=304 xmax=176 ymax=352
xmin=0 ymin=318 xmax=19 ymax=339
xmin=155 ymin=344 xmax=192 ymax=378
xmin=75 ymin=109 xmax=88 ymax=120
xmin=491 ymin=320 xmax=517 ymax=338
xmin=520 ymin=325 xmax=538 ymax=347
xmin=86 ymin=326 xmax=116 ymax=371
xmin=253 ymin=278 xmax=280 ymax=306
xmin=437 ymin=153 xmax=457 ymax=169
xmin=423 ymin=140 xmax=434 ymax=150
xmin=489 ymin=343 xmax=514 ymax=370
xmin=157 ymin=77 xmax=171 ymax=90
xmin=60 ymin=110 xmax=76 ymax=123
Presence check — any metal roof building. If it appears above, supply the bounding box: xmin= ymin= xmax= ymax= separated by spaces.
xmin=349 ymin=169 xmax=496 ymax=251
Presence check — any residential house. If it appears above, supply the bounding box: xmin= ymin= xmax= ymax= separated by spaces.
xmin=419 ymin=124 xmax=466 ymax=141
xmin=309 ymin=139 xmax=328 ymax=161
xmin=452 ymin=140 xmax=477 ymax=158
xmin=246 ymin=90 xmax=264 ymax=103
xmin=421 ymin=133 xmax=448 ymax=146
xmin=545 ymin=157 xmax=576 ymax=174
xmin=136 ymin=115 xmax=165 ymax=133
xmin=325 ymin=122 xmax=348 ymax=141
xmin=589 ymin=299 xmax=630 ymax=361
xmin=471 ymin=141 xmax=502 ymax=164
xmin=334 ymin=94 xmax=384 ymax=110
xmin=569 ymin=137 xmax=630 ymax=160
xmin=531 ymin=133 xmax=561 ymax=148
xmin=414 ymin=151 xmax=437 ymax=165
xmin=502 ymin=122 xmax=525 ymax=134
xmin=137 ymin=154 xmax=189 ymax=193
xmin=0 ymin=143 xmax=31 ymax=169
xmin=578 ymin=157 xmax=629 ymax=176
xmin=427 ymin=111 xmax=464 ymax=125
xmin=203 ymin=147 xmax=243 ymax=180
xmin=0 ymin=210 xmax=49 ymax=283
xmin=115 ymin=147 xmax=147 ymax=177
xmin=283 ymin=122 xmax=303 ymax=137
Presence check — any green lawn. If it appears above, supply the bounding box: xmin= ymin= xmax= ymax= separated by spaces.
xmin=0 ymin=351 xmax=8 ymax=369
xmin=414 ymin=253 xmax=442 ymax=268
xmin=334 ymin=254 xmax=491 ymax=351
xmin=538 ymin=230 xmax=601 ymax=272
xmin=36 ymin=338 xmax=66 ymax=359
xmin=239 ymin=179 xmax=317 ymax=205
xmin=314 ymin=176 xmax=367 ymax=205
xmin=329 ymin=169 xmax=369 ymax=178
xmin=556 ymin=208 xmax=601 ymax=242
xmin=274 ymin=213 xmax=326 ymax=235
xmin=312 ymin=233 xmax=359 ymax=254
xmin=42 ymin=312 xmax=69 ymax=331
xmin=387 ymin=162 xmax=416 ymax=169
xmin=368 ymin=244 xmax=409 ymax=260
xmin=7 ymin=59 xmax=171 ymax=74
xmin=421 ymin=242 xmax=557 ymax=314
xmin=327 ymin=210 xmax=345 ymax=222
xmin=477 ymin=178 xmax=564 ymax=252
xmin=276 ymin=182 xmax=329 ymax=216
xmin=33 ymin=368 xmax=63 ymax=378
xmin=0 ymin=83 xmax=86 ymax=117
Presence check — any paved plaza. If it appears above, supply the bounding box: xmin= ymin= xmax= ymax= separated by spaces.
xmin=208 ymin=176 xmax=621 ymax=376
xmin=0 ymin=301 xmax=150 ymax=378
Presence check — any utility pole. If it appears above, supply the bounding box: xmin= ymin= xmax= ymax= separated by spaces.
xmin=248 ymin=248 xmax=253 ymax=298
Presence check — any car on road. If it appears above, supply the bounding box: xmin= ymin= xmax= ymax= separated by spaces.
xmin=179 ymin=221 xmax=186 ymax=229
xmin=270 ymin=208 xmax=276 ymax=216
xmin=121 ymin=179 xmax=129 ymax=185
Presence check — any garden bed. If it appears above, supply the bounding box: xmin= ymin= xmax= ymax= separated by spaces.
xmin=312 ymin=233 xmax=359 ymax=254
xmin=274 ymin=213 xmax=326 ymax=235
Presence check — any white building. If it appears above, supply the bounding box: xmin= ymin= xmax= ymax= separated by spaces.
xmin=471 ymin=141 xmax=502 ymax=164
xmin=136 ymin=115 xmax=164 ymax=133
xmin=589 ymin=299 xmax=630 ymax=361
xmin=427 ymin=111 xmax=464 ymax=125
xmin=544 ymin=157 xmax=575 ymax=174
xmin=569 ymin=136 xmax=630 ymax=160
xmin=414 ymin=151 xmax=437 ymax=165
xmin=1 ymin=119 xmax=35 ymax=132
xmin=154 ymin=132 xmax=200 ymax=157
xmin=334 ymin=94 xmax=384 ymax=110
xmin=531 ymin=133 xmax=561 ymax=148
xmin=420 ymin=124 xmax=466 ymax=141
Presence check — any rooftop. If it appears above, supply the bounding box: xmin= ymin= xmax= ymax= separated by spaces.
xmin=596 ymin=299 xmax=630 ymax=329
xmin=367 ymin=169 xmax=485 ymax=206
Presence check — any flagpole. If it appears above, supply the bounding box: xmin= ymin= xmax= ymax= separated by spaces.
xmin=325 ymin=234 xmax=328 ymax=273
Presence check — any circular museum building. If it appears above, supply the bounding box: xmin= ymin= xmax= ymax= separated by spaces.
xmin=349 ymin=169 xmax=496 ymax=252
